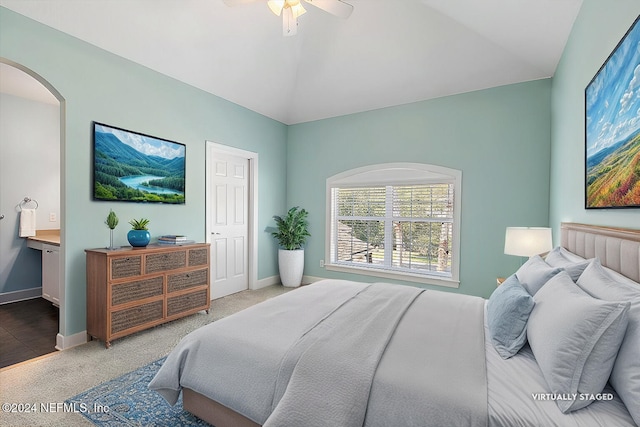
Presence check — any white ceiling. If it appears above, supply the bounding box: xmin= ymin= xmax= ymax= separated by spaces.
xmin=0 ymin=0 xmax=583 ymax=124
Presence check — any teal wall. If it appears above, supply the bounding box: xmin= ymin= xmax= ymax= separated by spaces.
xmin=4 ymin=0 xmax=587 ymax=338
xmin=0 ymin=7 xmax=287 ymax=337
xmin=287 ymin=80 xmax=552 ymax=298
xmin=550 ymin=0 xmax=640 ymax=237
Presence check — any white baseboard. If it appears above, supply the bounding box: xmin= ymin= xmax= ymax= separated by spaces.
xmin=302 ymin=275 xmax=326 ymax=284
xmin=0 ymin=287 xmax=42 ymax=304
xmin=253 ymin=275 xmax=280 ymax=290
xmin=55 ymin=330 xmax=87 ymax=351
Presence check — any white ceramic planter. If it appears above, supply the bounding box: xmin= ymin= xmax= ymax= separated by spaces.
xmin=278 ymin=249 xmax=304 ymax=287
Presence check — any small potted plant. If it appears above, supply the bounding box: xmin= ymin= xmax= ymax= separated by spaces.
xmin=127 ymin=218 xmax=151 ymax=247
xmin=105 ymin=209 xmax=119 ymax=250
xmin=271 ymin=207 xmax=310 ymax=287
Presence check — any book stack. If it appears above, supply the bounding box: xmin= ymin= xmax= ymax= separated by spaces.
xmin=157 ymin=235 xmax=196 ymax=245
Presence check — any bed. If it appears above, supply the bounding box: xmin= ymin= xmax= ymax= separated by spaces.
xmin=149 ymin=223 xmax=640 ymax=427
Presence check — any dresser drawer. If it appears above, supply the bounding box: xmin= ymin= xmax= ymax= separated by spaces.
xmin=110 ymin=300 xmax=163 ymax=334
xmin=188 ymin=248 xmax=209 ymax=266
xmin=167 ymin=289 xmax=208 ymax=317
xmin=111 ymin=276 xmax=164 ymax=306
xmin=167 ymin=268 xmax=208 ymax=293
xmin=86 ymin=243 xmax=210 ymax=348
xmin=145 ymin=251 xmax=186 ymax=274
xmin=110 ymin=256 xmax=142 ymax=280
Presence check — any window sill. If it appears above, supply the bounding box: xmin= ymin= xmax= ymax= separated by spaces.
xmin=324 ymin=263 xmax=460 ymax=288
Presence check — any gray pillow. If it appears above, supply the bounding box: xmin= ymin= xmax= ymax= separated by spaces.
xmin=577 ymin=259 xmax=640 ymax=426
xmin=487 ymin=274 xmax=535 ymax=359
xmin=515 ymin=255 xmax=562 ymax=295
xmin=527 ymin=271 xmax=630 ymax=413
xmin=544 ymin=247 xmax=591 ymax=282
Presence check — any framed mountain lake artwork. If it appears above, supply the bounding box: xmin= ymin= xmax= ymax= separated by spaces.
xmin=93 ymin=122 xmax=186 ymax=204
xmin=585 ymin=15 xmax=640 ymax=209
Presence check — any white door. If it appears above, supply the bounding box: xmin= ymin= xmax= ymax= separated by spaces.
xmin=209 ymin=151 xmax=249 ymax=299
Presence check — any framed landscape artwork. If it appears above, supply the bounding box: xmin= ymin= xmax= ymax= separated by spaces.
xmin=585 ymin=15 xmax=640 ymax=209
xmin=93 ymin=122 xmax=186 ymax=204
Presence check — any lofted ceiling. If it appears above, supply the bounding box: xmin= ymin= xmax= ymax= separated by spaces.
xmin=0 ymin=0 xmax=583 ymax=124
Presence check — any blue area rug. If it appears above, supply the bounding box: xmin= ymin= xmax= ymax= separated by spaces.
xmin=66 ymin=357 xmax=210 ymax=426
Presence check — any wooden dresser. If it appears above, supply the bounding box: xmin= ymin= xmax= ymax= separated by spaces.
xmin=85 ymin=243 xmax=210 ymax=348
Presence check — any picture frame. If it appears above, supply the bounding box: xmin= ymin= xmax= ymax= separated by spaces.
xmin=585 ymin=15 xmax=640 ymax=209
xmin=92 ymin=122 xmax=186 ymax=204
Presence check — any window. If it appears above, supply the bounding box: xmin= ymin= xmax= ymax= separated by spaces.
xmin=326 ymin=163 xmax=461 ymax=287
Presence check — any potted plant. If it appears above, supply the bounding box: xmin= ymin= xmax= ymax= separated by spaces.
xmin=105 ymin=209 xmax=119 ymax=250
xmin=127 ymin=218 xmax=151 ymax=247
xmin=271 ymin=207 xmax=310 ymax=287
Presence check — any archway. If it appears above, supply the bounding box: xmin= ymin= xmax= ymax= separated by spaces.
xmin=0 ymin=58 xmax=66 ymax=361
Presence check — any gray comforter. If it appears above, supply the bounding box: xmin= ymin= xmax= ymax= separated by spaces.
xmin=149 ymin=279 xmax=488 ymax=426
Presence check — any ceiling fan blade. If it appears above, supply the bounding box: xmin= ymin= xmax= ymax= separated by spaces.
xmin=222 ymin=0 xmax=263 ymax=6
xmin=303 ymin=0 xmax=353 ymax=19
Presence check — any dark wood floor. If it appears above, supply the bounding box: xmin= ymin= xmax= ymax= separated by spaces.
xmin=0 ymin=298 xmax=59 ymax=369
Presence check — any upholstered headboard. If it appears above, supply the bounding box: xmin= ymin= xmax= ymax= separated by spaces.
xmin=561 ymin=222 xmax=640 ymax=283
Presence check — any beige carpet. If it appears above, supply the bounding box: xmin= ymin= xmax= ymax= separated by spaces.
xmin=0 ymin=285 xmax=291 ymax=427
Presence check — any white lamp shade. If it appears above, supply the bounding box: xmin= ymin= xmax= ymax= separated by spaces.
xmin=504 ymin=227 xmax=552 ymax=257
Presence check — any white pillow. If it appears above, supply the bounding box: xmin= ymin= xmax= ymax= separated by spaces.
xmin=515 ymin=255 xmax=562 ymax=296
xmin=527 ymin=271 xmax=630 ymax=413
xmin=576 ymin=259 xmax=640 ymax=425
xmin=544 ymin=247 xmax=591 ymax=282
xmin=555 ymin=246 xmax=587 ymax=263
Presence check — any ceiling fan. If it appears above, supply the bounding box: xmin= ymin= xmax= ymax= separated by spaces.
xmin=222 ymin=0 xmax=354 ymax=36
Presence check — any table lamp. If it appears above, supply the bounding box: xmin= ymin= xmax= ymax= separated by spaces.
xmin=504 ymin=227 xmax=552 ymax=258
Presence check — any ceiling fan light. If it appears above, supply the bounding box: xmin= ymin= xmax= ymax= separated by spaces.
xmin=290 ymin=2 xmax=306 ymax=18
xmin=267 ymin=0 xmax=285 ymax=16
